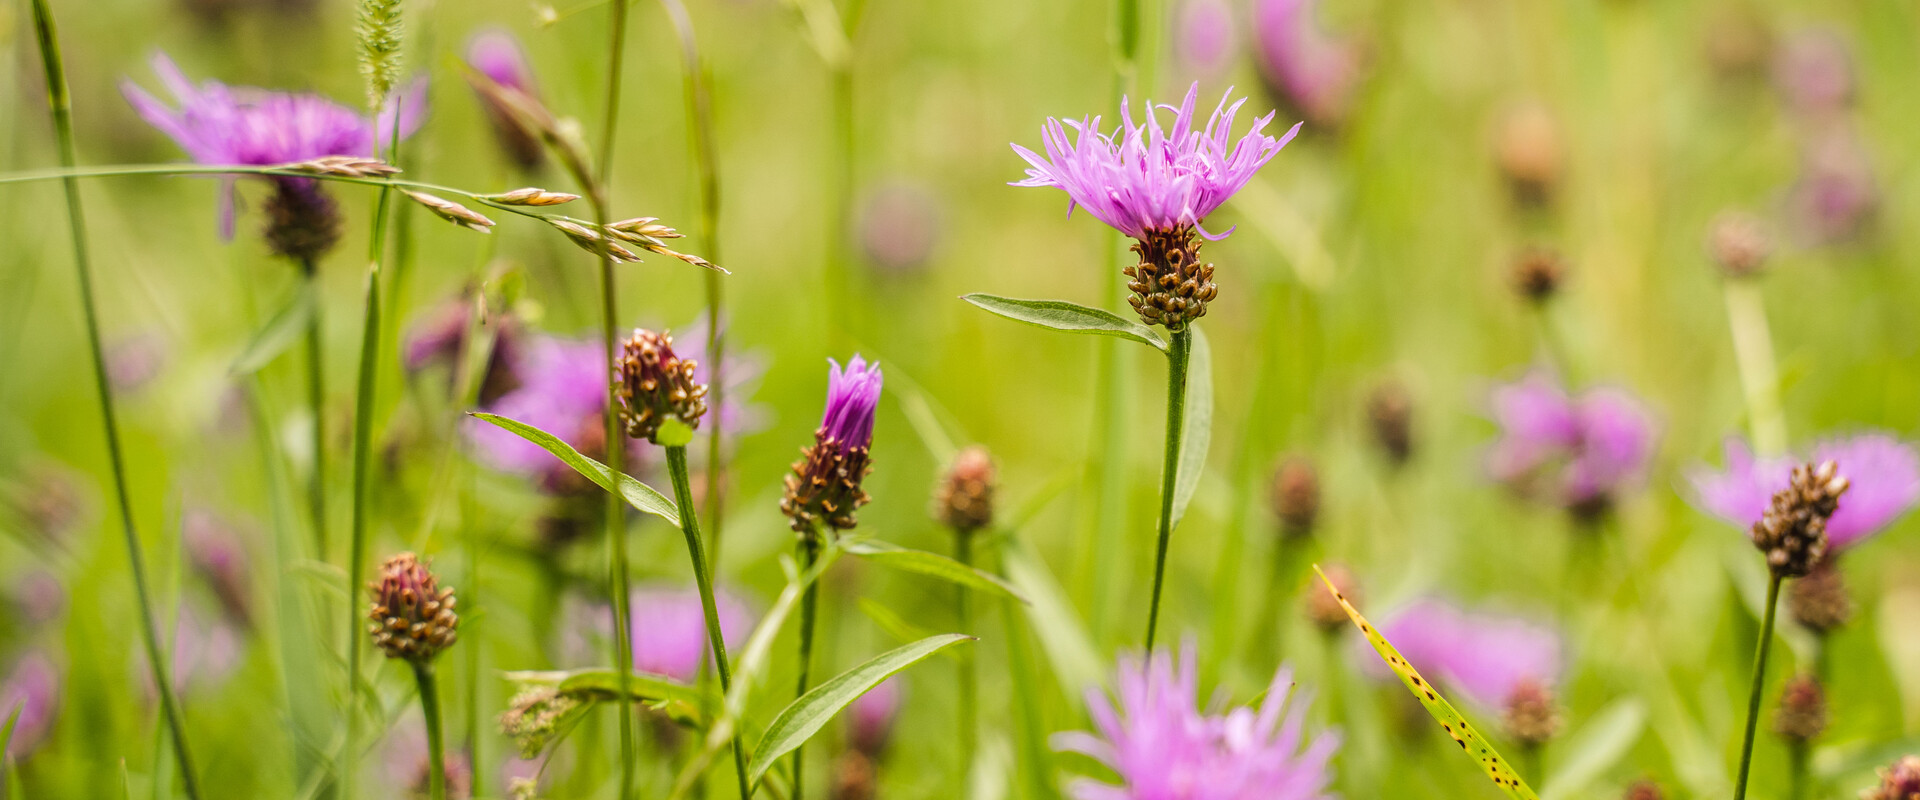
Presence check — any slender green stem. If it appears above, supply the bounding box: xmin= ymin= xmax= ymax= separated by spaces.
xmin=1143 ymin=328 xmax=1193 ymax=651
xmin=664 ymin=445 xmax=751 ymax=798
xmin=793 ymin=530 xmax=824 ymax=800
xmin=26 ymin=2 xmax=201 ymax=796
xmin=1724 ymin=279 xmax=1787 ymax=456
xmin=1788 ymin=741 xmax=1809 ymax=800
xmin=1734 ymin=574 xmax=1783 ymax=800
xmin=301 ymin=259 xmax=329 ymax=559
xmin=412 ymin=662 xmax=447 ymax=800
xmin=954 ymin=528 xmax=978 ymax=785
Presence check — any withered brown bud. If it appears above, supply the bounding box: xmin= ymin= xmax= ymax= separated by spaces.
xmin=934 ymin=445 xmax=995 ymax=533
xmin=1708 ymin=211 xmax=1772 ymax=279
xmin=1752 ymin=460 xmax=1849 ymax=578
xmin=1502 ymin=678 xmax=1562 ymax=747
xmin=367 ymin=552 xmax=459 ymax=663
xmin=1366 ymin=381 xmax=1415 ymax=466
xmin=1303 ymin=564 xmax=1360 ymax=635
xmin=1790 ymin=558 xmax=1854 ymax=634
xmin=1866 ymin=755 xmax=1920 ymax=800
xmin=1125 ymin=227 xmax=1217 ymax=332
xmin=265 ymin=179 xmax=343 ymax=263
xmin=1622 ymin=779 xmax=1665 ymax=800
xmin=831 ymin=750 xmax=877 ymax=800
xmin=781 ymin=439 xmax=873 ymax=534
xmin=1494 ymin=102 xmax=1564 ymax=208
xmin=1270 ymin=456 xmax=1321 ymax=539
xmin=615 ymin=329 xmax=708 ymax=445
xmin=1773 ymin=673 xmax=1828 ymax=744
xmin=1512 ymin=247 xmax=1566 ymax=303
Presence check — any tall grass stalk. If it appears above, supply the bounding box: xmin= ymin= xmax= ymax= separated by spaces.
xmin=302 ymin=257 xmax=329 ymax=559
xmin=25 ymin=2 xmax=202 ymax=795
xmin=1723 ymin=279 xmax=1787 ymax=456
xmin=1143 ymin=328 xmax=1193 ymax=650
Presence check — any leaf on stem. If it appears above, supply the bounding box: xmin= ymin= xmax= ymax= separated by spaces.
xmin=469 ymin=412 xmax=680 ymax=527
xmin=843 ymin=539 xmax=1028 ymax=604
xmin=1312 ymin=565 xmax=1541 ymax=800
xmin=502 ymin=668 xmax=713 ymax=726
xmin=230 ymin=282 xmax=316 ymax=375
xmin=961 ymin=294 xmax=1168 ymax=352
xmin=1170 ymin=326 xmax=1212 ymax=529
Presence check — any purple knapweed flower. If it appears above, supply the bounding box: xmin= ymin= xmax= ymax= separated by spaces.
xmin=630 ymin=583 xmax=752 ymax=682
xmin=848 ymin=676 xmax=902 ymax=757
xmin=1370 ymin=599 xmax=1563 ymax=713
xmin=1055 ymin=644 xmax=1338 ymax=800
xmin=1487 ymin=372 xmax=1656 ymax=518
xmin=1787 ymin=129 xmax=1878 ymax=246
xmin=184 ymin=510 xmax=254 ymax=628
xmin=1253 ymin=0 xmax=1365 ymax=130
xmin=1175 ymin=0 xmax=1238 ymax=82
xmin=404 ymin=291 xmax=525 ymax=407
xmin=1 ymin=651 xmax=58 ymax=760
xmin=465 ymin=29 xmax=546 ymax=171
xmin=780 ymin=356 xmax=884 ymax=533
xmin=1772 ymin=29 xmax=1854 ymax=120
xmin=1690 ymin=433 xmax=1920 ymax=553
xmin=467 ymin=334 xmax=638 ymax=495
xmin=123 ymin=52 xmax=426 ymax=257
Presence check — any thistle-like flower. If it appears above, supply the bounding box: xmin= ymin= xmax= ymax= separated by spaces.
xmin=403 ymin=290 xmax=524 ymax=406
xmin=1692 ymin=434 xmax=1920 ymax=553
xmin=1493 ymin=101 xmax=1564 ymax=209
xmin=614 ymin=329 xmax=708 ymax=445
xmin=1511 ymin=247 xmax=1566 ymax=303
xmin=781 ymin=356 xmax=884 ymax=534
xmin=934 ymin=446 xmax=995 ymax=533
xmin=1487 ymin=372 xmax=1656 ymax=519
xmin=1751 ymin=461 xmax=1850 ymax=579
xmin=1866 ymin=755 xmax=1920 ymax=800
xmin=1011 ymin=83 xmax=1300 ymax=330
xmin=465 ymin=29 xmax=547 ymax=170
xmin=1054 ymin=644 xmax=1339 ymax=800
xmin=122 ymin=53 xmax=425 ymax=259
xmin=1302 ymin=563 xmax=1358 ymax=635
xmin=367 ymin=552 xmax=459 ymax=663
xmin=1707 ymin=211 xmax=1772 ymax=278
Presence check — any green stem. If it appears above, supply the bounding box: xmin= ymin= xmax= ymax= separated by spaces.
xmin=665 ymin=445 xmax=751 ymax=798
xmin=412 ymin=662 xmax=447 ymax=800
xmin=301 ymin=259 xmax=328 ymax=559
xmin=954 ymin=528 xmax=978 ymax=785
xmin=1734 ymin=574 xmax=1783 ymax=800
xmin=1723 ymin=279 xmax=1787 ymax=456
xmin=1143 ymin=328 xmax=1193 ymax=651
xmin=793 ymin=531 xmax=824 ymax=800
xmin=1788 ymin=741 xmax=1809 ymax=800
xmin=25 ymin=2 xmax=202 ymax=796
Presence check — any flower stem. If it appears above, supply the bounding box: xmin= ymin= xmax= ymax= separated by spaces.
xmin=954 ymin=528 xmax=978 ymax=784
xmin=26 ymin=2 xmax=201 ymax=796
xmin=793 ymin=529 xmax=824 ymax=800
xmin=300 ymin=258 xmax=329 ymax=559
xmin=1788 ymin=741 xmax=1810 ymax=800
xmin=1143 ymin=327 xmax=1193 ymax=651
xmin=1734 ymin=573 xmax=1783 ymax=800
xmin=412 ymin=662 xmax=447 ymax=800
xmin=664 ymin=445 xmax=751 ymax=798
xmin=1723 ymin=279 xmax=1787 ymax=456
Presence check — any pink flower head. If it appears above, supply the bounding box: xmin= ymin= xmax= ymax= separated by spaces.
xmin=1369 ymin=599 xmax=1563 ymax=711
xmin=122 ymin=52 xmax=426 ymax=238
xmin=1175 ymin=0 xmax=1238 ymax=82
xmin=1487 ymin=372 xmax=1656 ymax=513
xmin=821 ymin=355 xmax=883 ymax=450
xmin=1055 ymin=644 xmax=1338 ymax=800
xmin=848 ymin=676 xmax=902 ymax=756
xmin=1690 ymin=433 xmax=1920 ymax=552
xmin=1012 ymin=83 xmax=1301 ymax=241
xmin=1788 ymin=129 xmax=1878 ymax=246
xmin=465 ymin=28 xmax=546 ymax=170
xmin=1252 ymin=0 xmax=1365 ymax=129
xmin=467 ymin=29 xmax=538 ymax=96
xmin=1 ymin=651 xmax=58 ymax=760
xmin=630 ymin=583 xmax=752 ymax=682
xmin=1772 ymin=29 xmax=1855 ymax=120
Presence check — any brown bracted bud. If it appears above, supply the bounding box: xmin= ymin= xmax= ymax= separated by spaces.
xmin=367 ymin=552 xmax=459 ymax=663
xmin=934 ymin=446 xmax=995 ymax=533
xmin=1501 ymin=678 xmax=1562 ymax=748
xmin=615 ymin=329 xmax=708 ymax=445
xmin=1512 ymin=247 xmax=1566 ymax=304
xmin=831 ymin=750 xmax=877 ymax=800
xmin=780 ymin=437 xmax=873 ymax=534
xmin=1866 ymin=755 xmax=1920 ymax=800
xmin=1622 ymin=780 xmax=1665 ymax=800
xmin=405 ymin=191 xmax=496 ymax=233
xmin=1367 ymin=381 xmax=1415 ymax=466
xmin=1790 ymin=558 xmax=1854 ymax=634
xmin=1303 ymin=563 xmax=1359 ymax=635
xmin=1752 ymin=460 xmax=1849 ymax=578
xmin=1270 ymin=456 xmax=1320 ymax=539
xmin=1773 ymin=673 xmax=1828 ymax=745
xmin=1125 ymin=227 xmax=1217 ymax=332
xmin=1708 ymin=211 xmax=1772 ymax=279
xmin=265 ymin=179 xmax=344 ymax=263
xmin=1494 ymin=101 xmax=1563 ymax=209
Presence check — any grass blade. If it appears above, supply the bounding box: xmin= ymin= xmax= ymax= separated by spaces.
xmin=469 ymin=412 xmax=680 ymax=527
xmin=961 ymin=294 xmax=1168 ymax=352
xmin=229 ymin=282 xmax=317 ymax=375
xmin=843 ymin=539 xmax=1028 ymax=604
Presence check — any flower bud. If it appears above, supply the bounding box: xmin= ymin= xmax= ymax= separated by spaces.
xmin=1866 ymin=755 xmax=1920 ymax=800
xmin=367 ymin=552 xmax=459 ymax=663
xmin=831 ymin=750 xmax=877 ymax=800
xmin=500 ymin=685 xmax=583 ymax=759
xmin=782 ymin=356 xmax=883 ymax=534
xmin=1789 ymin=558 xmax=1853 ymax=634
xmin=264 ymin=179 xmax=343 ymax=262
xmin=1708 ymin=211 xmax=1771 ymax=279
xmin=614 ymin=329 xmax=708 ymax=445
xmin=1512 ymin=247 xmax=1565 ymax=303
xmin=934 ymin=446 xmax=995 ymax=533
xmin=1366 ymin=381 xmax=1414 ymax=466
xmin=1752 ymin=460 xmax=1849 ymax=578
xmin=1772 ymin=673 xmax=1828 ymax=744
xmin=1494 ymin=101 xmax=1564 ymax=209
xmin=1622 ymin=780 xmax=1664 ymax=800
xmin=1303 ymin=563 xmax=1359 ymax=634
xmin=466 ymin=30 xmax=548 ymax=171
xmin=1501 ymin=678 xmax=1562 ymax=748
xmin=1125 ymin=228 xmax=1216 ymax=331
xmin=1270 ymin=456 xmax=1320 ymax=539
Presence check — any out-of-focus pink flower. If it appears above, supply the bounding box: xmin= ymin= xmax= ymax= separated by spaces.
xmin=153 ymin=605 xmax=243 ymax=696
xmin=848 ymin=676 xmax=901 ymax=757
xmin=1 ymin=651 xmax=59 ymax=760
xmin=466 ymin=334 xmax=640 ymax=494
xmin=10 ymin=570 xmax=65 ymax=626
xmin=858 ymin=180 xmax=943 ymax=273
xmin=107 ymin=332 xmax=168 ymax=394
xmin=630 ymin=583 xmax=753 ymax=682
xmin=1175 ymin=0 xmax=1238 ymax=82
xmin=1786 ymin=129 xmax=1877 ymax=246
xmin=1252 ymin=0 xmax=1365 ymax=129
xmin=1691 ymin=433 xmax=1920 ymax=553
xmin=1369 ymin=599 xmax=1562 ymax=712
xmin=184 ymin=510 xmax=253 ymax=628
xmin=465 ymin=29 xmax=547 ymax=171
xmin=384 ymin=720 xmax=474 ymax=799
xmin=404 ymin=292 xmax=525 ymax=407
xmin=1772 ymin=29 xmax=1854 ymax=120
xmin=1055 ymin=644 xmax=1339 ymax=800
xmin=1487 ymin=372 xmax=1656 ymax=515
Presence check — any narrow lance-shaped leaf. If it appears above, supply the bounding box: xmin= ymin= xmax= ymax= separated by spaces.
xmin=1169 ymin=325 xmax=1212 ymax=529
xmin=1540 ymin=699 xmax=1646 ymax=800
xmin=469 ymin=412 xmax=680 ymax=527
xmin=962 ymin=294 xmax=1168 ymax=352
xmin=502 ymin=668 xmax=715 ymax=726
xmin=0 ymin=702 xmax=21 ymax=765
xmin=230 ymin=282 xmax=316 ymax=375
xmin=746 ymin=634 xmax=976 ymax=786
xmin=843 ymin=539 xmax=1028 ymax=604
xmin=1312 ymin=565 xmax=1541 ymax=800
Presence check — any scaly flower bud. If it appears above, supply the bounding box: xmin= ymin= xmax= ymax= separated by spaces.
xmin=1773 ymin=673 xmax=1828 ymax=744
xmin=1752 ymin=460 xmax=1849 ymax=578
xmin=1270 ymin=455 xmax=1320 ymax=539
xmin=1303 ymin=563 xmax=1358 ymax=634
xmin=934 ymin=446 xmax=996 ymax=533
xmin=265 ymin=179 xmax=344 ymax=262
xmin=1790 ymin=558 xmax=1854 ymax=634
xmin=1125 ymin=227 xmax=1218 ymax=331
xmin=1512 ymin=247 xmax=1565 ymax=303
xmin=1501 ymin=678 xmax=1562 ymax=747
xmin=367 ymin=552 xmax=459 ymax=663
xmin=781 ymin=356 xmax=883 ymax=534
xmin=465 ymin=30 xmax=547 ymax=171
xmin=614 ymin=329 xmax=708 ymax=445
xmin=831 ymin=751 xmax=877 ymax=800
xmin=1494 ymin=101 xmax=1564 ymax=209
xmin=1708 ymin=211 xmax=1772 ymax=279
xmin=1367 ymin=381 xmax=1414 ymax=466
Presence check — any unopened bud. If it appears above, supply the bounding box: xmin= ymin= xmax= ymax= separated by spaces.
xmin=1512 ymin=247 xmax=1565 ymax=303
xmin=1752 ymin=460 xmax=1848 ymax=578
xmin=615 ymin=329 xmax=708 ymax=445
xmin=1708 ymin=211 xmax=1772 ymax=278
xmin=1866 ymin=755 xmax=1920 ymax=800
xmin=934 ymin=446 xmax=996 ymax=533
xmin=405 ymin=191 xmax=495 ymax=233
xmin=1367 ymin=381 xmax=1415 ymax=466
xmin=1622 ymin=780 xmax=1665 ymax=800
xmin=367 ymin=552 xmax=459 ymax=663
xmin=1303 ymin=564 xmax=1359 ymax=635
xmin=1270 ymin=456 xmax=1320 ymax=539
xmin=831 ymin=751 xmax=877 ymax=800
xmin=1501 ymin=678 xmax=1562 ymax=747
xmin=1773 ymin=673 xmax=1828 ymax=744
xmin=1494 ymin=101 xmax=1563 ymax=208
xmin=1790 ymin=558 xmax=1854 ymax=634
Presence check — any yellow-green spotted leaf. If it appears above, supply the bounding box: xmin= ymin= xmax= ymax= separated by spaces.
xmin=1312 ymin=565 xmax=1539 ymax=800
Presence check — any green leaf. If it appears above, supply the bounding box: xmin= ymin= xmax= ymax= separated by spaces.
xmin=1540 ymin=699 xmax=1645 ymax=800
xmin=843 ymin=539 xmax=1028 ymax=604
xmin=502 ymin=668 xmax=712 ymax=726
xmin=746 ymin=634 xmax=975 ymax=786
xmin=469 ymin=412 xmax=680 ymax=527
xmin=857 ymin=596 xmax=938 ymax=646
xmin=1312 ymin=565 xmax=1540 ymax=800
xmin=230 ymin=282 xmax=316 ymax=375
xmin=0 ymin=702 xmax=21 ymax=763
xmin=1170 ymin=327 xmax=1212 ymax=529
xmin=1000 ymin=537 xmax=1104 ymax=697
xmin=961 ymin=294 xmax=1168 ymax=352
